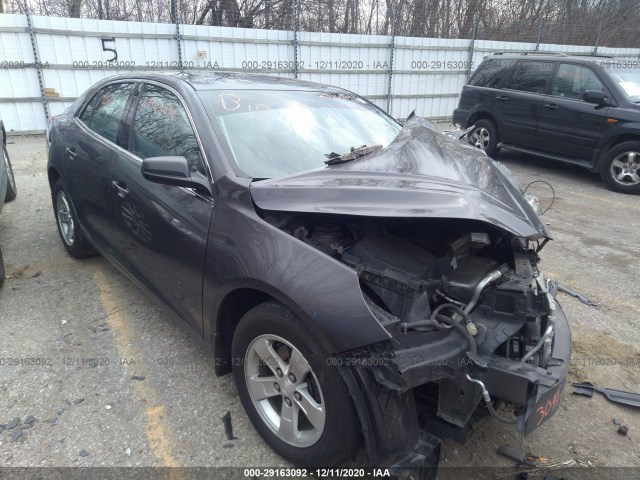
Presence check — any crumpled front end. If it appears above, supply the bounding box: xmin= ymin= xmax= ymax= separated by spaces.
xmin=252 ymin=116 xmax=570 ymax=475
xmin=259 ymin=210 xmax=570 ymax=476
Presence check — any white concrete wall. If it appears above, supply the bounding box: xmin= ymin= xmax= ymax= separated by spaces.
xmin=1 ymin=13 xmax=639 ymax=132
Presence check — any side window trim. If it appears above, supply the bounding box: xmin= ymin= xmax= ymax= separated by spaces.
xmin=499 ymin=60 xmax=555 ymax=94
xmin=126 ymin=80 xmax=213 ymax=182
xmin=76 ymin=89 xmax=99 ymax=124
xmin=75 ymin=81 xmax=136 ymax=148
xmin=549 ymin=62 xmax=606 ymax=101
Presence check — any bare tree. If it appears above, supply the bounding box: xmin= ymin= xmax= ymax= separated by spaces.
xmin=2 ymin=0 xmax=638 ymax=47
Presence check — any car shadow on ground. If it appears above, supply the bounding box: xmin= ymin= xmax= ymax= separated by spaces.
xmin=495 ymin=150 xmax=605 ymax=190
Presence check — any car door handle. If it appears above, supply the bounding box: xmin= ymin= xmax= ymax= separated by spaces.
xmin=544 ymin=103 xmax=559 ymax=110
xmin=65 ymin=147 xmax=77 ymax=159
xmin=111 ymin=180 xmax=130 ymax=198
xmin=495 ymin=95 xmax=509 ymax=101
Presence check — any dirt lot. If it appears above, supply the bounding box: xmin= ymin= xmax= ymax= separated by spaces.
xmin=0 ymin=134 xmax=639 ymax=478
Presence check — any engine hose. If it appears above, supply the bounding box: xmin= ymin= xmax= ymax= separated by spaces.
xmin=404 ymin=303 xmax=477 ymax=353
xmin=435 ymin=314 xmax=477 ymax=355
xmin=521 ymin=325 xmax=554 ymax=363
xmin=405 ymin=302 xmax=470 ymax=328
xmin=465 ymin=374 xmax=518 ymax=424
xmin=464 ymin=265 xmax=509 ymax=314
xmin=430 ymin=302 xmax=471 ymax=324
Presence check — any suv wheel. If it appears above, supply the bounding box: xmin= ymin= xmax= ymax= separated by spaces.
xmin=232 ymin=301 xmax=360 ymax=467
xmin=600 ymin=141 xmax=640 ymax=194
xmin=2 ymin=141 xmax=17 ymax=202
xmin=468 ymin=119 xmax=500 ymax=157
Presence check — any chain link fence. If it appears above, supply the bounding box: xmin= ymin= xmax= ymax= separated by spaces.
xmin=1 ymin=0 xmax=640 ymax=131
xmin=3 ymin=0 xmax=640 ymax=49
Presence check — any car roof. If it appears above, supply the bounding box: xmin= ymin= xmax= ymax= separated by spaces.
xmin=102 ymin=71 xmax=338 ymax=92
xmin=486 ymin=53 xmax=613 ymax=63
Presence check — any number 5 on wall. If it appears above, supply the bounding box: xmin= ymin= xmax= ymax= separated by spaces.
xmin=101 ymin=37 xmax=118 ymax=62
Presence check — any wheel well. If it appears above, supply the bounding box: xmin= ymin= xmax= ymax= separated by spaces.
xmin=600 ymin=133 xmax=640 ymax=159
xmin=214 ymin=288 xmax=273 ymax=375
xmin=467 ymin=112 xmax=495 ymax=128
xmin=48 ymin=167 xmax=61 ymax=190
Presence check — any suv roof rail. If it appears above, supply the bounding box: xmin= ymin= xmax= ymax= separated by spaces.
xmin=492 ymin=51 xmax=567 ymax=56
xmin=568 ymin=53 xmax=615 ymax=58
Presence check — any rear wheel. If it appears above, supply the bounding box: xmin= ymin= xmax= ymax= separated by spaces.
xmin=52 ymin=178 xmax=97 ymax=258
xmin=468 ymin=119 xmax=500 ymax=157
xmin=600 ymin=141 xmax=640 ymax=194
xmin=2 ymin=142 xmax=17 ymax=202
xmin=232 ymin=301 xmax=360 ymax=467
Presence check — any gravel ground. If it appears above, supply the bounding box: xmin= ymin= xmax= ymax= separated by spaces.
xmin=0 ymin=134 xmax=638 ymax=478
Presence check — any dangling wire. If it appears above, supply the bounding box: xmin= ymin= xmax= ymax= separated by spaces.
xmin=524 ymin=180 xmax=556 ymax=215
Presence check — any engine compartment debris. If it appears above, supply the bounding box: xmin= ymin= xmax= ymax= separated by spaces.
xmin=572 ymin=382 xmax=640 ymax=407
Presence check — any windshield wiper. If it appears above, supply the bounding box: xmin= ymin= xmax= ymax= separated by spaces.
xmin=324 ymin=144 xmax=383 ymax=165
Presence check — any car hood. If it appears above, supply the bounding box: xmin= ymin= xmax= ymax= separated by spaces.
xmin=250 ymin=115 xmax=548 ymax=239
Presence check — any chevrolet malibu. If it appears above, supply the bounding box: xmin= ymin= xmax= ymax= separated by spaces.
xmin=47 ymin=73 xmax=571 ymax=473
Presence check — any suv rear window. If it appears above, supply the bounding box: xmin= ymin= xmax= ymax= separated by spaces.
xmin=469 ymin=59 xmax=513 ymax=88
xmin=502 ymin=61 xmax=554 ymax=93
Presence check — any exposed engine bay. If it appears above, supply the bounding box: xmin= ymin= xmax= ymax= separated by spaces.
xmin=261 ymin=211 xmax=568 ymax=448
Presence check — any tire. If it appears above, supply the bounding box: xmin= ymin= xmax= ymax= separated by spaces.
xmin=232 ymin=301 xmax=360 ymax=467
xmin=467 ymin=119 xmax=501 ymax=157
xmin=51 ymin=178 xmax=97 ymax=258
xmin=599 ymin=141 xmax=640 ymax=194
xmin=0 ymin=243 xmax=5 ymax=288
xmin=2 ymin=142 xmax=17 ymax=202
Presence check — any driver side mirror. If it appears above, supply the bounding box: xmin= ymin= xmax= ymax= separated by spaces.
xmin=141 ymin=156 xmax=212 ymax=196
xmin=582 ymin=90 xmax=609 ymax=106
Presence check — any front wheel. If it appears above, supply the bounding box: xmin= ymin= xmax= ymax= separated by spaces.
xmin=232 ymin=301 xmax=360 ymax=467
xmin=600 ymin=141 xmax=640 ymax=194
xmin=467 ymin=119 xmax=501 ymax=157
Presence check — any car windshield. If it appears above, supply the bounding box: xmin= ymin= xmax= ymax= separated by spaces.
xmin=200 ymin=90 xmax=401 ymax=179
xmin=607 ymin=68 xmax=640 ymax=102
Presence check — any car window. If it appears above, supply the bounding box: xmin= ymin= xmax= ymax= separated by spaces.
xmin=607 ymin=68 xmax=640 ymax=102
xmin=200 ymin=90 xmax=401 ymax=180
xmin=552 ymin=64 xmax=604 ymax=99
xmin=128 ymin=84 xmax=203 ymax=174
xmin=502 ymin=61 xmax=554 ymax=93
xmin=469 ymin=59 xmax=514 ymax=88
xmin=79 ymin=83 xmax=134 ymax=144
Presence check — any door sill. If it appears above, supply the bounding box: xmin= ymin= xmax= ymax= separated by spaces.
xmin=498 ymin=143 xmax=594 ymax=169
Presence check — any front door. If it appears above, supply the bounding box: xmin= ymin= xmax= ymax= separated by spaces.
xmin=110 ymin=83 xmax=214 ymax=335
xmin=535 ymin=62 xmax=609 ymax=161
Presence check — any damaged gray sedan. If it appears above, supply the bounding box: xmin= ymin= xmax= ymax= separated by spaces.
xmin=47 ymin=73 xmax=570 ymax=474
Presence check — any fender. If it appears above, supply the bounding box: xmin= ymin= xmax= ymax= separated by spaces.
xmin=592 ymin=122 xmax=640 ymax=170
xmin=202 ymin=188 xmax=392 ymax=357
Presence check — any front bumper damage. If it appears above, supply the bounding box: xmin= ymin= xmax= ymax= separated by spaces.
xmin=338 ymin=298 xmax=571 ymax=478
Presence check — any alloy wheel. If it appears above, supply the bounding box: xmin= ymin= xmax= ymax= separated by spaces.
xmin=244 ymin=334 xmax=325 ymax=447
xmin=470 ymin=127 xmax=490 ymax=151
xmin=56 ymin=190 xmax=75 ymax=246
xmin=610 ymin=151 xmax=640 ymax=186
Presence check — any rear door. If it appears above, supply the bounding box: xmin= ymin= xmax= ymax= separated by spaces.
xmin=535 ymin=62 xmax=609 ymax=160
xmin=494 ymin=60 xmax=555 ymax=148
xmin=64 ymin=82 xmax=135 ymax=252
xmin=110 ymin=82 xmax=214 ymax=335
